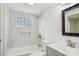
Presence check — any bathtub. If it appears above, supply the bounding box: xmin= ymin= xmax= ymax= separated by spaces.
xmin=6 ymin=45 xmax=44 ymax=56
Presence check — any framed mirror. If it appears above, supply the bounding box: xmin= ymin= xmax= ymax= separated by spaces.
xmin=62 ymin=3 xmax=79 ymax=36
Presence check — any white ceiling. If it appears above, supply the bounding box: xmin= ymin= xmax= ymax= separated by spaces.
xmin=8 ymin=3 xmax=54 ymax=15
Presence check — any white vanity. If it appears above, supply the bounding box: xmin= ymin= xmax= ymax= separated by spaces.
xmin=45 ymin=42 xmax=79 ymax=56
xmin=46 ymin=46 xmax=65 ymax=56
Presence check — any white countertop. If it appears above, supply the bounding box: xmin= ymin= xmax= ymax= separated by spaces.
xmin=46 ymin=42 xmax=79 ymax=56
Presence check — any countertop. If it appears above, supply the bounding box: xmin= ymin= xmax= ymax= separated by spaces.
xmin=46 ymin=42 xmax=79 ymax=56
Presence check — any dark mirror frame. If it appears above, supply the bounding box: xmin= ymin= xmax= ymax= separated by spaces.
xmin=62 ymin=3 xmax=79 ymax=37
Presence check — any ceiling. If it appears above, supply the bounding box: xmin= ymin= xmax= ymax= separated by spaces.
xmin=8 ymin=3 xmax=54 ymax=15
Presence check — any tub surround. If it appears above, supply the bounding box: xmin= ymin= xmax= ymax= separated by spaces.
xmin=6 ymin=45 xmax=39 ymax=56
xmin=46 ymin=42 xmax=79 ymax=56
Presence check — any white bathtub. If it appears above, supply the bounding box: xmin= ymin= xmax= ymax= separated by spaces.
xmin=6 ymin=45 xmax=44 ymax=56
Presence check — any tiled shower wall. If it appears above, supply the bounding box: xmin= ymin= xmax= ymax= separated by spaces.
xmin=7 ymin=10 xmax=39 ymax=49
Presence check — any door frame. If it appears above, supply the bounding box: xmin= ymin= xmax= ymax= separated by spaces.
xmin=0 ymin=3 xmax=9 ymax=56
xmin=0 ymin=3 xmax=4 ymax=56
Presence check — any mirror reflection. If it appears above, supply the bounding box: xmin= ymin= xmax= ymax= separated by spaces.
xmin=67 ymin=13 xmax=79 ymax=33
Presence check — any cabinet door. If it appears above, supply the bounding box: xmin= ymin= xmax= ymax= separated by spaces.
xmin=46 ymin=46 xmax=65 ymax=56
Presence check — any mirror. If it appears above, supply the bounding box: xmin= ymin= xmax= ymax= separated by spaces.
xmin=67 ymin=14 xmax=79 ymax=33
xmin=62 ymin=3 xmax=79 ymax=36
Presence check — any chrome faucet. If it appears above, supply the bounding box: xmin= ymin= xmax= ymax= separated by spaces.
xmin=67 ymin=39 xmax=76 ymax=48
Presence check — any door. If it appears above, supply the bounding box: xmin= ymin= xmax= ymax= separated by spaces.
xmin=0 ymin=3 xmax=1 ymax=56
xmin=0 ymin=3 xmax=3 ymax=56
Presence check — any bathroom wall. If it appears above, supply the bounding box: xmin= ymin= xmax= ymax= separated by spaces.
xmin=39 ymin=4 xmax=61 ymax=43
xmin=39 ymin=3 xmax=79 ymax=45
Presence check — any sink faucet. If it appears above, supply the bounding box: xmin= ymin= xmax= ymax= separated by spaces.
xmin=67 ymin=39 xmax=76 ymax=48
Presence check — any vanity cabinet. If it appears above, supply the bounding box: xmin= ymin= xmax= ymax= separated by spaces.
xmin=46 ymin=46 xmax=65 ymax=56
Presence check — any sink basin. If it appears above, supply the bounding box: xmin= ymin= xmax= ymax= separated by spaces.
xmin=62 ymin=44 xmax=79 ymax=55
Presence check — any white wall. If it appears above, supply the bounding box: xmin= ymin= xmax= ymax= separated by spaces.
xmin=39 ymin=3 xmax=79 ymax=46
xmin=39 ymin=4 xmax=61 ymax=43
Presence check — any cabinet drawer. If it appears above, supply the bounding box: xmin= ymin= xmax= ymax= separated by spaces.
xmin=46 ymin=46 xmax=65 ymax=56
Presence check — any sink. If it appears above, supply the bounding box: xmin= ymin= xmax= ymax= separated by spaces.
xmin=47 ymin=42 xmax=79 ymax=56
xmin=62 ymin=43 xmax=79 ymax=55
